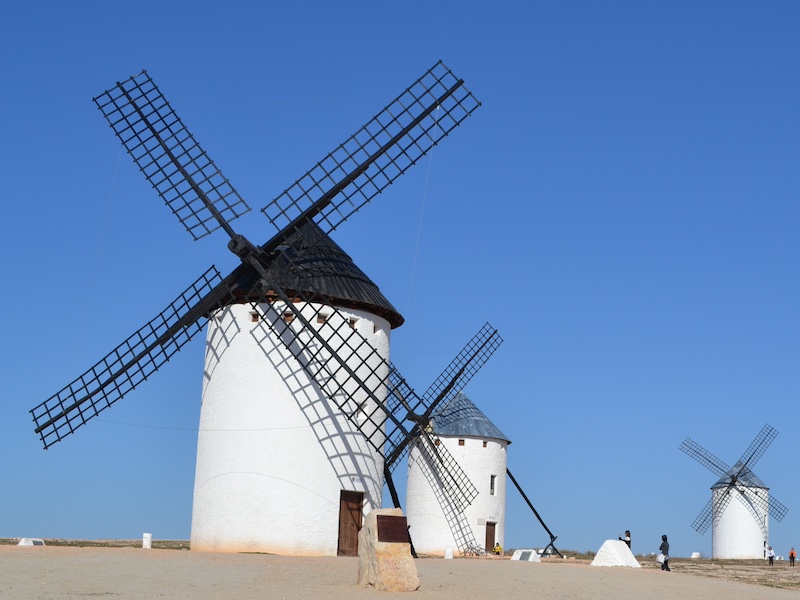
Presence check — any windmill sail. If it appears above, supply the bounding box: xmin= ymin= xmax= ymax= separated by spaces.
xmin=737 ymin=424 xmax=778 ymax=471
xmin=31 ymin=267 xmax=231 ymax=448
xmin=262 ymin=60 xmax=480 ymax=235
xmin=31 ymin=63 xmax=481 ymax=450
xmin=679 ymin=437 xmax=731 ymax=479
xmin=385 ymin=323 xmax=503 ymax=471
xmin=94 ymin=72 xmax=251 ymax=240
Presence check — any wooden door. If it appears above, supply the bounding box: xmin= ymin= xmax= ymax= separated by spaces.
xmin=485 ymin=521 xmax=496 ymax=553
xmin=337 ymin=490 xmax=364 ymax=556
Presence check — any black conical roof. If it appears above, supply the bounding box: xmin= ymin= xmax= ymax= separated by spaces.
xmin=227 ymin=222 xmax=404 ymax=328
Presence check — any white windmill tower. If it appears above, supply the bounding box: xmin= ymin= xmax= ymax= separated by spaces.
xmin=191 ymin=222 xmax=401 ymax=555
xmin=680 ymin=424 xmax=789 ymax=559
xmin=405 ymin=392 xmax=510 ymax=556
xmin=30 ymin=64 xmax=483 ymax=556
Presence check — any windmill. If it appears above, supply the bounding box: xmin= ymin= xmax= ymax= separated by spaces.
xmin=679 ymin=423 xmax=788 ymax=559
xmin=384 ymin=325 xmax=503 ymax=556
xmin=29 ymin=62 xmax=491 ymax=556
xmin=403 ymin=390 xmax=509 ymax=556
xmin=399 ymin=388 xmax=562 ymax=558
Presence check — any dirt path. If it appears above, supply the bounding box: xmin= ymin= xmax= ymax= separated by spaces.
xmin=3 ymin=546 xmax=800 ymax=600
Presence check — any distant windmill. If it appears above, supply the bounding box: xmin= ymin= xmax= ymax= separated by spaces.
xmin=679 ymin=424 xmax=788 ymax=559
xmin=383 ymin=327 xmax=505 ymax=557
xmin=29 ymin=63 xmax=488 ymax=556
xmin=404 ymin=391 xmax=510 ymax=557
xmin=398 ymin=388 xmax=562 ymax=558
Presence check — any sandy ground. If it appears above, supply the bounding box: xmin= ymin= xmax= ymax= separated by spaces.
xmin=3 ymin=546 xmax=800 ymax=600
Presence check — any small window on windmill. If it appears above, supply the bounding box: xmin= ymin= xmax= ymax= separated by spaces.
xmin=317 ymin=313 xmax=329 ymax=325
xmin=483 ymin=441 xmax=488 ymax=448
xmin=490 ymin=475 xmax=496 ymax=495
xmin=249 ymin=311 xmax=259 ymax=323
xmin=434 ymin=439 xmax=440 ymax=446
xmin=458 ymin=439 xmax=465 ymax=446
xmin=282 ymin=311 xmax=294 ymax=323
xmin=348 ymin=317 xmax=358 ymax=330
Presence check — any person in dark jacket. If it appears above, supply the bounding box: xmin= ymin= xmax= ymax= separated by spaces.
xmin=659 ymin=535 xmax=671 ymax=571
xmin=618 ymin=530 xmax=631 ymax=548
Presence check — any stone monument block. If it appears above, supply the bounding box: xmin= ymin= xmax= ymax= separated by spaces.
xmin=358 ymin=508 xmax=419 ymax=592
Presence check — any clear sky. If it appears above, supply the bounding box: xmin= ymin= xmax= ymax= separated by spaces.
xmin=2 ymin=1 xmax=798 ymax=559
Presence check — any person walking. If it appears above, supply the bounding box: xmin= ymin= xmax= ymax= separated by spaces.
xmin=768 ymin=546 xmax=775 ymax=566
xmin=659 ymin=535 xmax=671 ymax=571
xmin=789 ymin=547 xmax=796 ymax=567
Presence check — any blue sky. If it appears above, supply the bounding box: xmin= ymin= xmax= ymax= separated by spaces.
xmin=2 ymin=2 xmax=799 ymax=558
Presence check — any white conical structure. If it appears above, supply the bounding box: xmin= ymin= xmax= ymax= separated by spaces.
xmin=590 ymin=540 xmax=641 ymax=568
xmin=190 ymin=223 xmax=402 ymax=556
xmin=711 ymin=465 xmax=769 ymax=559
xmin=405 ymin=392 xmax=510 ymax=556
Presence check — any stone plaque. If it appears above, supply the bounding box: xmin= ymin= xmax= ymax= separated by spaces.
xmin=376 ymin=515 xmax=409 ymax=543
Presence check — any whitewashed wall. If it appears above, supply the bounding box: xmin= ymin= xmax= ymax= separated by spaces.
xmin=190 ymin=302 xmax=389 ymax=555
xmin=406 ymin=435 xmax=507 ymax=556
xmin=711 ymin=486 xmax=769 ymax=559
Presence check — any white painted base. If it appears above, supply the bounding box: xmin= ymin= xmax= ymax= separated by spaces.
xmin=711 ymin=486 xmax=769 ymax=559
xmin=405 ymin=436 xmax=507 ymax=556
xmin=190 ymin=302 xmax=389 ymax=555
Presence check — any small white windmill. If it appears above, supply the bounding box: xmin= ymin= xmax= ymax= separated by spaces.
xmin=405 ymin=392 xmax=511 ymax=556
xmin=679 ymin=424 xmax=789 ymax=559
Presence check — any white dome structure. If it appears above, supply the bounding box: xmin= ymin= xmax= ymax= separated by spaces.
xmin=405 ymin=392 xmax=510 ymax=556
xmin=711 ymin=464 xmax=770 ymax=559
xmin=190 ymin=223 xmax=403 ymax=556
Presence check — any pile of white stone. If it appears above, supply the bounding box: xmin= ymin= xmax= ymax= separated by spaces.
xmin=590 ymin=540 xmax=641 ymax=568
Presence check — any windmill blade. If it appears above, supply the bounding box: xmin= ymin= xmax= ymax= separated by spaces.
xmin=769 ymin=495 xmax=789 ymax=522
xmin=262 ymin=60 xmax=480 ymax=236
xmin=679 ymin=437 xmax=731 ymax=479
xmin=94 ymin=71 xmax=250 ymax=241
xmin=30 ymin=267 xmax=233 ymax=448
xmin=733 ymin=485 xmax=790 ymax=524
xmin=421 ymin=323 xmax=503 ymax=415
xmin=382 ymin=366 xmax=482 ymax=508
xmin=408 ymin=431 xmax=483 ymax=555
xmin=382 ymin=365 xmax=432 ymax=471
xmin=384 ymin=323 xmax=503 ymax=471
xmin=736 ymin=424 xmax=777 ymax=472
xmin=414 ymin=429 xmax=480 ymax=514
xmin=691 ymin=499 xmax=713 ymax=534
